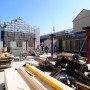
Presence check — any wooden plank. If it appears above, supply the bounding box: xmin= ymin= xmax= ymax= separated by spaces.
xmin=4 ymin=68 xmax=31 ymax=90
xmin=0 ymin=58 xmax=13 ymax=60
xmin=18 ymin=67 xmax=47 ymax=90
xmin=77 ymin=82 xmax=90 ymax=90
xmin=0 ymin=69 xmax=4 ymax=72
xmin=0 ymin=65 xmax=11 ymax=69
xmin=0 ymin=62 xmax=11 ymax=65
xmin=33 ymin=58 xmax=43 ymax=63
xmin=57 ymin=53 xmax=86 ymax=60
xmin=0 ymin=57 xmax=14 ymax=60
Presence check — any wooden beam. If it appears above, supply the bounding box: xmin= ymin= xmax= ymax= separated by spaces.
xmin=4 ymin=68 xmax=30 ymax=90
xmin=18 ymin=67 xmax=47 ymax=90
xmin=77 ymin=82 xmax=90 ymax=90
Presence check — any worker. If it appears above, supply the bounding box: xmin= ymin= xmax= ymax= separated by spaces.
xmin=41 ymin=45 xmax=43 ymax=51
xmin=45 ymin=45 xmax=49 ymax=54
xmin=54 ymin=45 xmax=56 ymax=54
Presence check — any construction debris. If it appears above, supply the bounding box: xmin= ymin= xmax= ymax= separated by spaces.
xmin=74 ymin=70 xmax=90 ymax=86
xmin=39 ymin=51 xmax=45 ymax=55
xmin=76 ymin=82 xmax=90 ymax=90
xmin=38 ymin=60 xmax=54 ymax=71
xmin=38 ymin=60 xmax=62 ymax=77
xmin=57 ymin=52 xmax=87 ymax=60
xmin=38 ymin=53 xmax=90 ymax=89
xmin=55 ymin=54 xmax=90 ymax=86
xmin=29 ymin=48 xmax=39 ymax=56
xmin=60 ymin=78 xmax=79 ymax=90
xmin=3 ymin=52 xmax=90 ymax=90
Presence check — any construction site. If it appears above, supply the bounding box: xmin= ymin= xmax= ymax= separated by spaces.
xmin=0 ymin=9 xmax=90 ymax=90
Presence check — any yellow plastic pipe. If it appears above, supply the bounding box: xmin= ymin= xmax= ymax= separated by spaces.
xmin=26 ymin=64 xmax=73 ymax=90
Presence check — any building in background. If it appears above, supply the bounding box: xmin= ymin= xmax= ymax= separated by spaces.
xmin=0 ymin=17 xmax=40 ymax=48
xmin=73 ymin=9 xmax=90 ymax=36
xmin=40 ymin=9 xmax=90 ymax=54
xmin=40 ymin=29 xmax=74 ymax=52
xmin=32 ymin=26 xmax=40 ymax=48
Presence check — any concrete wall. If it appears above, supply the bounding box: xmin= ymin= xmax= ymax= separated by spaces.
xmin=73 ymin=9 xmax=90 ymax=33
xmin=44 ymin=39 xmax=51 ymax=52
xmin=0 ymin=41 xmax=3 ymax=49
xmin=73 ymin=16 xmax=90 ymax=33
xmin=10 ymin=41 xmax=16 ymax=48
xmin=22 ymin=41 xmax=26 ymax=50
xmin=33 ymin=26 xmax=40 ymax=47
xmin=44 ymin=39 xmax=57 ymax=52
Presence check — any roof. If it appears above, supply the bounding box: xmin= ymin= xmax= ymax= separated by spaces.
xmin=73 ymin=9 xmax=90 ymax=22
xmin=40 ymin=29 xmax=73 ymax=40
xmin=12 ymin=17 xmax=22 ymax=22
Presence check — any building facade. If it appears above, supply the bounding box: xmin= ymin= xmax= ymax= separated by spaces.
xmin=73 ymin=9 xmax=90 ymax=34
xmin=40 ymin=29 xmax=73 ymax=52
xmin=0 ymin=18 xmax=40 ymax=48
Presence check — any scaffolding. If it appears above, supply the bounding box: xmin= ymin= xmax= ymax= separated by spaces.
xmin=1 ymin=30 xmax=35 ymax=48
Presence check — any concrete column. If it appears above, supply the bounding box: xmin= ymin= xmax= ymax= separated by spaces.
xmin=83 ymin=26 xmax=90 ymax=64
xmin=26 ymin=40 xmax=28 ymax=51
xmin=33 ymin=38 xmax=36 ymax=49
xmin=50 ymin=34 xmax=55 ymax=60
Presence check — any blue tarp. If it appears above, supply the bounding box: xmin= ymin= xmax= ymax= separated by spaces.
xmin=75 ymin=32 xmax=82 ymax=36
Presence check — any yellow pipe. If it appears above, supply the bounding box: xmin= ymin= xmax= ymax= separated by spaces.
xmin=26 ymin=64 xmax=73 ymax=90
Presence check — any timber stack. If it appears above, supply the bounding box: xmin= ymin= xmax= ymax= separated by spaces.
xmin=0 ymin=53 xmax=14 ymax=71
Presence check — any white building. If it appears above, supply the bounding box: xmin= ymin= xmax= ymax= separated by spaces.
xmin=73 ymin=9 xmax=90 ymax=33
xmin=0 ymin=17 xmax=40 ymax=47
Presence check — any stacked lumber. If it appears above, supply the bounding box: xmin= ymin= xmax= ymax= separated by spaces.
xmin=18 ymin=67 xmax=47 ymax=90
xmin=57 ymin=52 xmax=86 ymax=60
xmin=0 ymin=53 xmax=14 ymax=71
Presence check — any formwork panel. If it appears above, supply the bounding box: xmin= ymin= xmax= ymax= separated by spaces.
xmin=74 ymin=39 xmax=80 ymax=52
xmin=65 ymin=40 xmax=70 ymax=51
xmin=70 ymin=40 xmax=74 ymax=51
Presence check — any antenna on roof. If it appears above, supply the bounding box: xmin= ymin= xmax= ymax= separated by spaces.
xmin=53 ymin=26 xmax=55 ymax=33
xmin=18 ymin=17 xmax=21 ymax=20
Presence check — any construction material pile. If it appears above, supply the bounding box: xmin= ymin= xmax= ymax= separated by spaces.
xmin=0 ymin=53 xmax=14 ymax=71
xmin=39 ymin=51 xmax=45 ymax=55
xmin=29 ymin=48 xmax=39 ymax=56
xmin=57 ymin=52 xmax=86 ymax=60
xmin=56 ymin=53 xmax=90 ymax=86
xmin=4 ymin=64 xmax=73 ymax=90
xmin=38 ymin=53 xmax=90 ymax=89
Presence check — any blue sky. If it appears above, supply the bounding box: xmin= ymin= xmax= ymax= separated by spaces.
xmin=0 ymin=0 xmax=90 ymax=35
